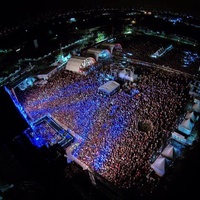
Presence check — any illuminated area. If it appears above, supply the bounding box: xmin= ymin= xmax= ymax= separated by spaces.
xmin=99 ymin=49 xmax=111 ymax=59
xmin=80 ymin=56 xmax=96 ymax=71
xmin=182 ymin=51 xmax=200 ymax=67
xmin=95 ymin=32 xmax=106 ymax=43
xmin=1 ymin=7 xmax=200 ymax=199
xmin=24 ymin=115 xmax=74 ymax=148
xmin=151 ymin=45 xmax=173 ymax=58
xmin=17 ymin=77 xmax=36 ymax=91
xmin=4 ymin=27 xmax=200 ymax=194
xmin=9 ymin=52 xmax=199 ymax=192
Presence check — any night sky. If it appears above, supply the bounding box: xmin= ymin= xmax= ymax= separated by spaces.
xmin=1 ymin=0 xmax=200 ymax=24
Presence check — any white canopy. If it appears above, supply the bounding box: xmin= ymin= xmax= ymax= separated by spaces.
xmin=192 ymin=100 xmax=200 ymax=113
xmin=99 ymin=43 xmax=122 ymax=54
xmin=98 ymin=81 xmax=120 ymax=95
xmin=65 ymin=56 xmax=96 ymax=74
xmin=194 ymin=98 xmax=200 ymax=103
xmin=185 ymin=111 xmax=197 ymax=122
xmin=161 ymin=144 xmax=180 ymax=160
xmin=86 ymin=48 xmax=111 ymax=61
xmin=150 ymin=154 xmax=172 ymax=177
xmin=178 ymin=118 xmax=194 ymax=135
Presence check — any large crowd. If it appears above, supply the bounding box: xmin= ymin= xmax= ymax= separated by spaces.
xmin=14 ymin=52 xmax=194 ymax=195
xmin=2 ymin=7 xmax=200 ymax=199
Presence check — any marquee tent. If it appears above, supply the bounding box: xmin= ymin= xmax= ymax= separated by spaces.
xmin=192 ymin=100 xmax=200 ymax=113
xmin=65 ymin=56 xmax=96 ymax=74
xmin=99 ymin=43 xmax=122 ymax=54
xmin=185 ymin=111 xmax=198 ymax=123
xmin=86 ymin=48 xmax=111 ymax=61
xmin=178 ymin=118 xmax=194 ymax=135
xmin=98 ymin=80 xmax=120 ymax=96
xmin=194 ymin=98 xmax=200 ymax=103
xmin=150 ymin=155 xmax=172 ymax=177
xmin=161 ymin=144 xmax=180 ymax=160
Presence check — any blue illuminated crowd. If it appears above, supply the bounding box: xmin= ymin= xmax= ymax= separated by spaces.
xmin=1 ymin=7 xmax=200 ymax=199
xmin=15 ymin=59 xmax=193 ymax=195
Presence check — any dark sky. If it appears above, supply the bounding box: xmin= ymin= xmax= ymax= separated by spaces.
xmin=1 ymin=0 xmax=200 ymax=13
xmin=0 ymin=0 xmax=200 ymax=25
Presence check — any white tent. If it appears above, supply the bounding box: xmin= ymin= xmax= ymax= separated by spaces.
xmin=194 ymin=98 xmax=200 ymax=103
xmin=178 ymin=118 xmax=194 ymax=135
xmin=98 ymin=81 xmax=120 ymax=96
xmin=192 ymin=100 xmax=200 ymax=113
xmin=86 ymin=48 xmax=111 ymax=61
xmin=185 ymin=111 xmax=198 ymax=123
xmin=150 ymin=155 xmax=172 ymax=177
xmin=99 ymin=43 xmax=122 ymax=54
xmin=65 ymin=56 xmax=96 ymax=74
xmin=161 ymin=144 xmax=180 ymax=160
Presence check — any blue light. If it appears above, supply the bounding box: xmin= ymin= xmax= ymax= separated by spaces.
xmin=9 ymin=71 xmax=132 ymax=171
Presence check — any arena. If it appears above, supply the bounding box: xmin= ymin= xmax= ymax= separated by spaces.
xmin=1 ymin=8 xmax=200 ymax=200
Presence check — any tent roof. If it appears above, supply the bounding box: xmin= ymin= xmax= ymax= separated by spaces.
xmin=150 ymin=155 xmax=167 ymax=177
xmin=65 ymin=56 xmax=85 ymax=73
xmin=161 ymin=144 xmax=179 ymax=160
xmin=87 ymin=48 xmax=105 ymax=55
xmin=192 ymin=101 xmax=200 ymax=112
xmin=98 ymin=81 xmax=120 ymax=95
xmin=65 ymin=56 xmax=96 ymax=74
xmin=100 ymin=42 xmax=116 ymax=48
xmin=99 ymin=43 xmax=122 ymax=54
xmin=194 ymin=98 xmax=200 ymax=103
xmin=178 ymin=118 xmax=194 ymax=135
xmin=185 ymin=111 xmax=197 ymax=122
xmin=86 ymin=48 xmax=111 ymax=61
